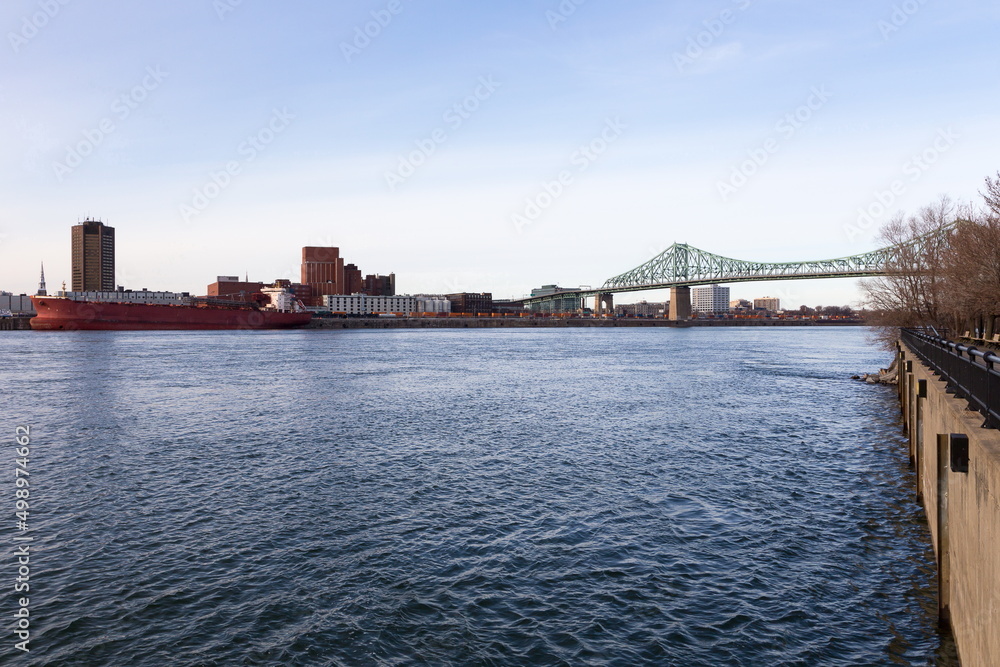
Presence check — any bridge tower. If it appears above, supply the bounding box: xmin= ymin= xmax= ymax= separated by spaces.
xmin=669 ymin=286 xmax=690 ymax=321
xmin=595 ymin=293 xmax=613 ymax=316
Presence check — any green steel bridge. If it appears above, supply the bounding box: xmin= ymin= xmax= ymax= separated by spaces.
xmin=599 ymin=242 xmax=889 ymax=293
xmin=518 ymin=222 xmax=954 ymax=317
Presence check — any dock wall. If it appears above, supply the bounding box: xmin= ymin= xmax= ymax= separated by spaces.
xmin=899 ymin=341 xmax=1000 ymax=666
xmin=0 ymin=316 xmax=32 ymax=331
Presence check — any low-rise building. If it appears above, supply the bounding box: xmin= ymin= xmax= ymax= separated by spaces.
xmin=692 ymin=284 xmax=730 ymax=314
xmin=754 ymin=297 xmax=780 ymax=312
xmin=0 ymin=293 xmax=36 ymax=315
xmin=321 ymin=294 xmax=417 ymax=315
xmin=729 ymin=298 xmax=752 ymax=311
xmin=615 ymin=301 xmax=667 ymax=317
xmin=528 ymin=285 xmax=581 ymax=313
xmin=207 ymin=276 xmax=265 ymax=302
xmin=448 ymin=292 xmax=493 ymax=314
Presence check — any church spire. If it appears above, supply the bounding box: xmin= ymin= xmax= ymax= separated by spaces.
xmin=37 ymin=263 xmax=47 ymax=296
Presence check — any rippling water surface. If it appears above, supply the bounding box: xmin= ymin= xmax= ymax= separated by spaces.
xmin=2 ymin=327 xmax=957 ymax=665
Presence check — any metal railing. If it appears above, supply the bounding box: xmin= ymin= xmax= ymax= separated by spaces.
xmin=901 ymin=328 xmax=1000 ymax=429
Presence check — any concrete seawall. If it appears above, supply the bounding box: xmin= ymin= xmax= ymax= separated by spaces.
xmin=0 ymin=316 xmax=32 ymax=331
xmin=899 ymin=341 xmax=1000 ymax=666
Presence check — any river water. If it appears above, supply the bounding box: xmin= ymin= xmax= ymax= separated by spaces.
xmin=2 ymin=327 xmax=957 ymax=665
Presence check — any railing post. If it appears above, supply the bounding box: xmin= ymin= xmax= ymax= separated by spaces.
xmin=983 ymin=356 xmax=995 ymax=425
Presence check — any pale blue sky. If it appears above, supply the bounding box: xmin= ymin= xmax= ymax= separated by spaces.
xmin=2 ymin=0 xmax=999 ymax=307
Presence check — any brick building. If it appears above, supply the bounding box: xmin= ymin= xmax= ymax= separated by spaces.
xmin=447 ymin=292 xmax=493 ymax=314
xmin=344 ymin=264 xmax=364 ymax=295
xmin=301 ymin=247 xmax=345 ymax=305
xmin=363 ymin=273 xmax=395 ymax=297
xmin=207 ymin=276 xmax=265 ymax=302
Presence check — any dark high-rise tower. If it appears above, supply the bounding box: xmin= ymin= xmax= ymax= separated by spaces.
xmin=71 ymin=219 xmax=115 ymax=292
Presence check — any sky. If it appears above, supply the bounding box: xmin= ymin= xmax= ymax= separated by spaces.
xmin=2 ymin=0 xmax=999 ymax=308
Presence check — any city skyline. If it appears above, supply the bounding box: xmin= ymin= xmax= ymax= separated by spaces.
xmin=2 ymin=2 xmax=998 ymax=304
xmin=8 ymin=222 xmax=847 ymax=313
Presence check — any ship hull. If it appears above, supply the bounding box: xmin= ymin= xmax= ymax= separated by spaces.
xmin=29 ymin=297 xmax=312 ymax=331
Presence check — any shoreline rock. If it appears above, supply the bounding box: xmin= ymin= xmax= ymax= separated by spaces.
xmin=853 ymin=357 xmax=898 ymax=385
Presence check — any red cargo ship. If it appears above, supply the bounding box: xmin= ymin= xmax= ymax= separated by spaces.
xmin=29 ymin=292 xmax=312 ymax=331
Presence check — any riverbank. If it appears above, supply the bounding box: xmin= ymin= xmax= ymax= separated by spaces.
xmin=307 ymin=317 xmax=865 ymax=329
xmin=2 ymin=315 xmax=865 ymax=332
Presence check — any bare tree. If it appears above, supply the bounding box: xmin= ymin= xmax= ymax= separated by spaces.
xmin=863 ymin=176 xmax=1000 ymax=345
xmin=861 ymin=196 xmax=955 ymax=338
xmin=942 ymin=196 xmax=1000 ymax=337
xmin=981 ymin=171 xmax=1000 ymax=217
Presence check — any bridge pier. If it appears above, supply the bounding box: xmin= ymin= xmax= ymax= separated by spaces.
xmin=595 ymin=293 xmax=613 ymax=316
xmin=669 ymin=286 xmax=691 ymax=321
